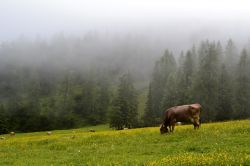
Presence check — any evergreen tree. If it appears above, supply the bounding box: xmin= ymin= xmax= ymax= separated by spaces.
xmin=143 ymin=83 xmax=155 ymax=126
xmin=176 ymin=50 xmax=196 ymax=104
xmin=225 ymin=39 xmax=238 ymax=71
xmin=192 ymin=41 xmax=220 ymax=121
xmin=148 ymin=50 xmax=177 ymax=125
xmin=72 ymin=71 xmax=101 ymax=125
xmin=0 ymin=104 xmax=8 ymax=134
xmin=95 ymin=78 xmax=110 ymax=124
xmin=109 ymin=73 xmax=138 ymax=129
xmin=54 ymin=72 xmax=76 ymax=129
xmin=234 ymin=49 xmax=250 ymax=119
xmin=81 ymin=76 xmax=99 ymax=125
xmin=178 ymin=51 xmax=185 ymax=66
xmin=216 ymin=64 xmax=233 ymax=120
xmin=183 ymin=51 xmax=195 ymax=86
xmin=161 ymin=73 xmax=178 ymax=110
xmin=8 ymin=101 xmax=38 ymax=132
xmin=216 ymin=41 xmax=224 ymax=64
xmin=191 ymin=45 xmax=198 ymax=69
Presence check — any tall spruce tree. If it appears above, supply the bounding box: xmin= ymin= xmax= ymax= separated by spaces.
xmin=192 ymin=41 xmax=220 ymax=121
xmin=225 ymin=39 xmax=238 ymax=71
xmin=95 ymin=78 xmax=110 ymax=124
xmin=216 ymin=64 xmax=233 ymax=120
xmin=161 ymin=73 xmax=178 ymax=110
xmin=176 ymin=50 xmax=196 ymax=104
xmin=144 ymin=50 xmax=177 ymax=125
xmin=110 ymin=73 xmax=138 ymax=129
xmin=143 ymin=83 xmax=156 ymax=126
xmin=79 ymin=75 xmax=98 ymax=125
xmin=54 ymin=72 xmax=76 ymax=129
xmin=216 ymin=41 xmax=223 ymax=64
xmin=234 ymin=49 xmax=250 ymax=119
xmin=0 ymin=104 xmax=8 ymax=134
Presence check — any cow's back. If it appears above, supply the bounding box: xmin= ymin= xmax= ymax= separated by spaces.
xmin=170 ymin=105 xmax=191 ymax=122
xmin=167 ymin=104 xmax=201 ymax=122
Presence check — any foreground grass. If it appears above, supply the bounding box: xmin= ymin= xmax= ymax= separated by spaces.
xmin=0 ymin=120 xmax=249 ymax=165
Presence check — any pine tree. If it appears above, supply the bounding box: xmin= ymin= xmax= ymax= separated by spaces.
xmin=178 ymin=51 xmax=185 ymax=66
xmin=109 ymin=73 xmax=138 ymax=129
xmin=72 ymin=71 xmax=102 ymax=125
xmin=175 ymin=49 xmax=197 ymax=105
xmin=175 ymin=51 xmax=185 ymax=104
xmin=216 ymin=41 xmax=224 ymax=64
xmin=0 ymin=104 xmax=8 ymax=134
xmin=95 ymin=78 xmax=110 ymax=124
xmin=191 ymin=45 xmax=198 ymax=70
xmin=234 ymin=49 xmax=250 ymax=119
xmin=192 ymin=41 xmax=220 ymax=121
xmin=54 ymin=72 xmax=76 ymax=129
xmin=148 ymin=50 xmax=177 ymax=125
xmin=216 ymin=64 xmax=233 ymax=120
xmin=143 ymin=83 xmax=155 ymax=126
xmin=225 ymin=39 xmax=238 ymax=71
xmin=161 ymin=73 xmax=178 ymax=110
xmin=82 ymin=79 xmax=98 ymax=125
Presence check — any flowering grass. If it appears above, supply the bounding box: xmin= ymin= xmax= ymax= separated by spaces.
xmin=0 ymin=120 xmax=249 ymax=165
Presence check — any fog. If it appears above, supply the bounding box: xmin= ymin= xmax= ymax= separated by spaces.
xmin=1 ymin=0 xmax=250 ymax=45
xmin=1 ymin=0 xmax=250 ymax=84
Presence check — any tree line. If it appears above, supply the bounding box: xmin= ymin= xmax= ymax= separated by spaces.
xmin=144 ymin=39 xmax=250 ymax=126
xmin=0 ymin=39 xmax=250 ymax=133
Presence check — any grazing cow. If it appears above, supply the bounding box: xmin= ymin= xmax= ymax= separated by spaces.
xmin=160 ymin=103 xmax=202 ymax=134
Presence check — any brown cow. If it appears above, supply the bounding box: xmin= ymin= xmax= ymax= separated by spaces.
xmin=160 ymin=103 xmax=202 ymax=134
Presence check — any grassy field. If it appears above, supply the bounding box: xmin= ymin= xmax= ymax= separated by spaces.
xmin=0 ymin=120 xmax=249 ymax=165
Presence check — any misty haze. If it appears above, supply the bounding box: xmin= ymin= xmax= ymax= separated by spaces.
xmin=0 ymin=0 xmax=250 ymax=165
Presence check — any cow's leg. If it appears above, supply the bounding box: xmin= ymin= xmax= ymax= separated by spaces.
xmin=193 ymin=121 xmax=198 ymax=129
xmin=171 ymin=124 xmax=175 ymax=132
xmin=168 ymin=123 xmax=173 ymax=132
xmin=193 ymin=117 xmax=200 ymax=129
xmin=168 ymin=125 xmax=171 ymax=132
xmin=190 ymin=117 xmax=195 ymax=129
xmin=170 ymin=125 xmax=173 ymax=132
xmin=167 ymin=117 xmax=172 ymax=132
xmin=170 ymin=119 xmax=176 ymax=132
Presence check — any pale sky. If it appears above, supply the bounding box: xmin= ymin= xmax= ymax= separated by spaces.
xmin=1 ymin=0 xmax=250 ymax=41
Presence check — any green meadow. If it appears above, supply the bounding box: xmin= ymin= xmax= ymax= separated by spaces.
xmin=0 ymin=120 xmax=249 ymax=165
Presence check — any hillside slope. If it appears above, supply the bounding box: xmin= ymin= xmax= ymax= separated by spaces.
xmin=0 ymin=120 xmax=250 ymax=165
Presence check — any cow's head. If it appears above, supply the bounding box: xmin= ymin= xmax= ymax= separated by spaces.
xmin=160 ymin=124 xmax=168 ymax=134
